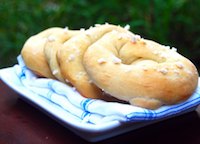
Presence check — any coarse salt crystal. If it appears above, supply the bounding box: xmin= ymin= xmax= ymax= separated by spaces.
xmin=131 ymin=37 xmax=136 ymax=43
xmin=186 ymin=70 xmax=192 ymax=75
xmin=63 ymin=27 xmax=69 ymax=33
xmin=124 ymin=24 xmax=130 ymax=30
xmin=89 ymin=26 xmax=93 ymax=30
xmin=68 ymin=54 xmax=75 ymax=62
xmin=171 ymin=47 xmax=177 ymax=52
xmin=80 ymin=28 xmax=85 ymax=32
xmin=97 ymin=58 xmax=107 ymax=64
xmin=47 ymin=35 xmax=56 ymax=42
xmin=176 ymin=62 xmax=184 ymax=69
xmin=111 ymin=30 xmax=118 ymax=34
xmin=134 ymin=34 xmax=141 ymax=40
xmin=158 ymin=68 xmax=168 ymax=75
xmin=132 ymin=34 xmax=141 ymax=42
xmin=52 ymin=69 xmax=59 ymax=75
xmin=112 ymin=57 xmax=122 ymax=64
xmin=164 ymin=45 xmax=170 ymax=50
xmin=65 ymin=79 xmax=70 ymax=83
xmin=95 ymin=24 xmax=101 ymax=27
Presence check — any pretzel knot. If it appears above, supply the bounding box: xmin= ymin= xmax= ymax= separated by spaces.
xmin=83 ymin=30 xmax=199 ymax=109
xmin=21 ymin=24 xmax=199 ymax=109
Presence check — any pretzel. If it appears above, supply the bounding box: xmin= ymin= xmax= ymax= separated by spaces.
xmin=44 ymin=28 xmax=80 ymax=82
xmin=57 ymin=24 xmax=133 ymax=100
xmin=83 ymin=30 xmax=199 ymax=109
xmin=21 ymin=24 xmax=199 ymax=109
xmin=21 ymin=27 xmax=63 ymax=78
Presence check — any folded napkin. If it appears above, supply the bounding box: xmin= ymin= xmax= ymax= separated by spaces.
xmin=12 ymin=55 xmax=200 ymax=124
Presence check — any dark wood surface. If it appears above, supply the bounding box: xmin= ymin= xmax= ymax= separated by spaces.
xmin=0 ymin=79 xmax=200 ymax=144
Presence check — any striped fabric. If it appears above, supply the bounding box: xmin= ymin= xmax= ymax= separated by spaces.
xmin=13 ymin=55 xmax=200 ymax=124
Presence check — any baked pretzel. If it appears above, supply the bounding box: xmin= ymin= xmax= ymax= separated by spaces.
xmin=83 ymin=30 xmax=199 ymax=109
xmin=57 ymin=24 xmax=133 ymax=100
xmin=44 ymin=28 xmax=80 ymax=82
xmin=21 ymin=27 xmax=62 ymax=78
xmin=21 ymin=23 xmax=199 ymax=109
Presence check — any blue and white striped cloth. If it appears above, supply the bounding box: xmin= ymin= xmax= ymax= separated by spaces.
xmin=13 ymin=55 xmax=200 ymax=124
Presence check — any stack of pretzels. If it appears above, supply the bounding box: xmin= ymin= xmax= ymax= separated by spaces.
xmin=21 ymin=23 xmax=199 ymax=109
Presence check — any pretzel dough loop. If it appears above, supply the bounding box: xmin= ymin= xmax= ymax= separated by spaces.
xmin=21 ymin=24 xmax=199 ymax=109
xmin=83 ymin=31 xmax=199 ymax=109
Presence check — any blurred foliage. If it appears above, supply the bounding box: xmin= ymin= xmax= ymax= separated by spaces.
xmin=0 ymin=0 xmax=200 ymax=69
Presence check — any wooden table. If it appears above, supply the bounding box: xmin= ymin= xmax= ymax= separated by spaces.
xmin=0 ymin=79 xmax=200 ymax=144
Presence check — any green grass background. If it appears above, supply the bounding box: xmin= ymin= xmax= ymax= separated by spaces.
xmin=0 ymin=0 xmax=200 ymax=71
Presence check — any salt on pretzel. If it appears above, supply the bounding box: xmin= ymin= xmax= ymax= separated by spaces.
xmin=44 ymin=27 xmax=80 ymax=82
xmin=21 ymin=27 xmax=63 ymax=78
xmin=83 ymin=30 xmax=199 ymax=109
xmin=57 ymin=24 xmax=133 ymax=100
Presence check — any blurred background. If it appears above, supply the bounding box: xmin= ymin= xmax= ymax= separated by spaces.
xmin=0 ymin=0 xmax=200 ymax=71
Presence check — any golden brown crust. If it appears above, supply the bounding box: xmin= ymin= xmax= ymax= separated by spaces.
xmin=21 ymin=27 xmax=63 ymax=78
xmin=83 ymin=30 xmax=199 ymax=109
xmin=57 ymin=24 xmax=133 ymax=100
xmin=44 ymin=28 xmax=80 ymax=82
xmin=20 ymin=24 xmax=199 ymax=109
